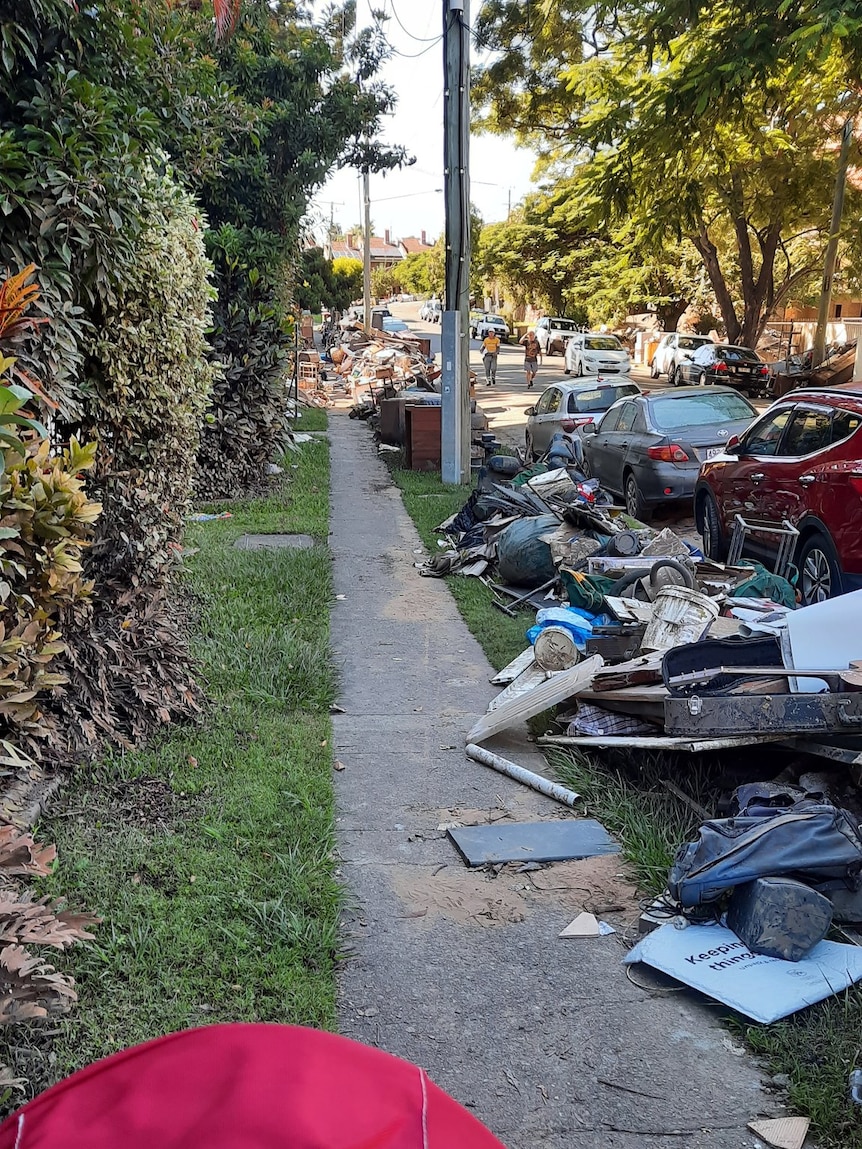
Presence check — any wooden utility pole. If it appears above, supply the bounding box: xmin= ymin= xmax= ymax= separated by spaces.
xmin=812 ymin=119 xmax=853 ymax=367
xmin=363 ymin=168 xmax=372 ymax=328
xmin=441 ymin=0 xmax=471 ymax=484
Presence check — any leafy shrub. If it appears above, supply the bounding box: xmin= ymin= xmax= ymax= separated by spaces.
xmin=0 ymin=271 xmax=101 ymax=758
xmin=196 ymin=225 xmax=292 ymax=500
xmin=47 ymin=160 xmax=214 ymax=748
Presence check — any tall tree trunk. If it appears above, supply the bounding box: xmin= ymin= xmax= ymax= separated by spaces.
xmin=656 ymin=297 xmax=690 ymax=331
xmin=691 ymin=227 xmax=740 ymax=342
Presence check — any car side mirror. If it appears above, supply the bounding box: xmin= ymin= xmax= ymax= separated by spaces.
xmin=683 ymin=352 xmax=693 ymax=360
xmin=581 ymin=422 xmax=598 ymax=436
xmin=525 ymin=406 xmax=536 ymax=417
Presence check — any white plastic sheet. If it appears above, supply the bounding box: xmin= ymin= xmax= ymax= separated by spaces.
xmin=624 ymin=922 xmax=862 ymax=1023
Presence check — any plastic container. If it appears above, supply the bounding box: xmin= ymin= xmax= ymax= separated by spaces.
xmin=641 ymin=585 xmax=720 ymax=652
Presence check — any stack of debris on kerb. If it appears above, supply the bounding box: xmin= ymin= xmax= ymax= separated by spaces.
xmin=429 ymin=454 xmax=862 ymax=760
xmin=326 ymin=321 xmax=441 ymax=417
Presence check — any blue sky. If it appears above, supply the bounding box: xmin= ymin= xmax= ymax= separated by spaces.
xmin=307 ymin=0 xmax=536 ymax=243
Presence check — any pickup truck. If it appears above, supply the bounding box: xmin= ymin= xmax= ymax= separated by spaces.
xmin=535 ymin=316 xmax=581 ymax=355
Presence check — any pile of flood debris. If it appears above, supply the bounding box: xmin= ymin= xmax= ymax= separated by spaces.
xmin=323 ymin=321 xmax=442 ymax=417
xmin=420 ymin=453 xmax=862 ymax=759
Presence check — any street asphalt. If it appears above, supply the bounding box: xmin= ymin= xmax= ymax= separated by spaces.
xmin=329 ymin=411 xmax=783 ymax=1149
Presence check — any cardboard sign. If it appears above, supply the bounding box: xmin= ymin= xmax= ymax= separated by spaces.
xmin=624 ymin=921 xmax=862 ymax=1023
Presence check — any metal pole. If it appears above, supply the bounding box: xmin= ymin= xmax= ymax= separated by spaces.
xmin=441 ymin=0 xmax=471 ymax=484
xmin=362 ymin=168 xmax=372 ymax=329
xmin=812 ymin=119 xmax=853 ymax=367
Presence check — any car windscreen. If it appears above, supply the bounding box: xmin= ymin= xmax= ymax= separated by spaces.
xmin=717 ymin=346 xmax=759 ymax=362
xmin=678 ymin=336 xmax=710 ymax=350
xmin=650 ymin=392 xmax=756 ymax=430
xmin=553 ymin=319 xmax=579 ymax=331
xmin=571 ymin=385 xmax=639 ymax=413
xmin=485 ymin=316 xmax=505 ymax=324
xmin=584 ymin=336 xmax=623 ymax=351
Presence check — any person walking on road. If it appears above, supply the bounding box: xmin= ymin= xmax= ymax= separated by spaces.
xmin=481 ymin=330 xmax=501 ymax=385
xmin=520 ymin=328 xmax=542 ymax=388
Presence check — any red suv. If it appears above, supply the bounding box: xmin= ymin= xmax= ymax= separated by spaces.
xmin=694 ymin=383 xmax=862 ymax=604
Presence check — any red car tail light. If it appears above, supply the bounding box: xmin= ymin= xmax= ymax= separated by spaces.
xmin=648 ymin=444 xmax=690 ymax=463
xmin=572 ymin=415 xmax=594 ymax=425
xmin=714 ymin=360 xmax=728 ymax=372
xmin=759 ymin=365 xmax=769 ymax=375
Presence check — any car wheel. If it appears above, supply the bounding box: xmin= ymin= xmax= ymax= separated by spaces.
xmin=650 ymin=360 xmax=660 ymax=379
xmin=525 ymin=431 xmax=535 ymax=463
xmin=580 ymin=451 xmax=592 ymax=478
xmin=798 ymin=532 xmax=843 ymax=605
xmin=700 ymin=490 xmax=727 ymax=561
xmin=668 ymin=364 xmax=679 ymax=386
xmin=624 ymin=471 xmax=651 ymax=523
xmin=576 ymin=360 xmax=584 ymax=377
xmin=697 ymin=370 xmax=707 ymax=386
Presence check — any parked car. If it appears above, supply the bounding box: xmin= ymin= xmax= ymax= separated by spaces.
xmin=534 ymin=316 xmax=581 ymax=355
xmin=564 ymin=332 xmax=632 ymax=376
xmin=524 ymin=379 xmax=642 ymax=461
xmin=581 ymin=386 xmax=757 ymax=521
xmin=419 ymin=299 xmax=442 ymax=323
xmin=473 ymin=313 xmax=510 ymax=340
xmin=382 ymin=317 xmax=410 ymax=334
xmin=676 ymin=342 xmax=771 ymax=396
xmin=694 ymin=384 xmax=862 ymax=604
xmin=650 ymin=332 xmax=714 ymax=381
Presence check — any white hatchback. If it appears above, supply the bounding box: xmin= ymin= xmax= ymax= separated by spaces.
xmin=565 ymin=333 xmax=631 ymax=376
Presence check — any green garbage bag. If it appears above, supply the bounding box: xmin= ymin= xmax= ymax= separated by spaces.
xmin=511 ymin=463 xmax=549 ymax=487
xmin=729 ymin=561 xmax=798 ymax=610
xmin=561 ymin=568 xmax=617 ymax=613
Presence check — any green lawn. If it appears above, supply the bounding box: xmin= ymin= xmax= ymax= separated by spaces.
xmin=3 ymin=435 xmax=339 ymax=1097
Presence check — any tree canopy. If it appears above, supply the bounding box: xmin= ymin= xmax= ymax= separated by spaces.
xmin=473 ymin=0 xmax=862 ymax=344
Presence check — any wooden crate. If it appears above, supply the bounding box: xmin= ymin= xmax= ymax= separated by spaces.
xmin=405 ymin=404 xmax=442 ymax=471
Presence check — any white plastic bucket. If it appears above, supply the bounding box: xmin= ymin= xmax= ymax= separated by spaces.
xmin=641 ymin=586 xmax=720 ymax=652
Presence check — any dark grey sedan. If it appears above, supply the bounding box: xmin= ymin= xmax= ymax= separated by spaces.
xmin=581 ymin=387 xmax=758 ymax=521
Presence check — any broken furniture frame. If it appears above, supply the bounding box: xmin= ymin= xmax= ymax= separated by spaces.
xmin=726 ymin=514 xmax=799 ymax=580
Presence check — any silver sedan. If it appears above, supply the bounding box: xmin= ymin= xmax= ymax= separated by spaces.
xmin=524 ymin=378 xmax=642 ymax=460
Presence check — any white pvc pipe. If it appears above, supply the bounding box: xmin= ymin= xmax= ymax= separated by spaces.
xmin=465 ymin=743 xmax=580 ymax=808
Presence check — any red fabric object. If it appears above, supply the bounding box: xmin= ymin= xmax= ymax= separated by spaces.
xmin=0 ymin=1024 xmax=507 ymax=1149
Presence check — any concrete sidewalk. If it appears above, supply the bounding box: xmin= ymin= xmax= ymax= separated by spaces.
xmin=329 ymin=411 xmax=775 ymax=1148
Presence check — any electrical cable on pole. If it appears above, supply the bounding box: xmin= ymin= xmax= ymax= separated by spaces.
xmin=813 ymin=118 xmax=853 ymax=368
xmin=441 ymin=0 xmax=471 ymax=484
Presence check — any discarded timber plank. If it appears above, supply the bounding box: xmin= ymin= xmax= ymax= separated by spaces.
xmin=487 ymin=663 xmax=549 ymax=711
xmin=664 ymin=692 xmax=862 ymax=737
xmin=604 ymin=597 xmax=654 ymax=624
xmin=467 ymin=654 xmax=603 ymax=744
xmin=540 ymin=733 xmax=783 ymax=752
xmin=489 ymin=647 xmax=535 ymax=685
xmin=592 ymin=652 xmax=663 ymax=692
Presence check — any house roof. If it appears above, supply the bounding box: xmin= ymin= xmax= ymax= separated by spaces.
xmin=399 ymin=236 xmax=433 ymax=254
xmin=329 ymin=237 xmax=402 ymax=260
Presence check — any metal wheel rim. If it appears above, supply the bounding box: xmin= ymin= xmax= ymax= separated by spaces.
xmin=703 ymin=510 xmax=715 ymax=556
xmin=802 ymin=547 xmax=832 ymax=603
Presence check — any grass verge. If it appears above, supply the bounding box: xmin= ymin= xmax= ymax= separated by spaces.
xmin=294 ymin=407 xmax=328 ymax=432
xmin=2 ymin=435 xmax=338 ymax=1098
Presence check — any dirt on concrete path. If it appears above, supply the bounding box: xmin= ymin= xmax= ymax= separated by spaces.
xmin=329 ymin=411 xmax=777 ymax=1149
